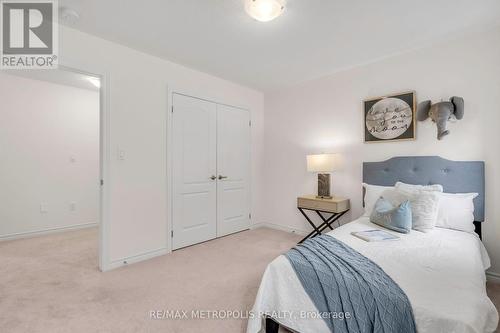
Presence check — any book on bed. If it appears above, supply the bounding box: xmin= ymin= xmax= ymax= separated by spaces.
xmin=351 ymin=229 xmax=400 ymax=242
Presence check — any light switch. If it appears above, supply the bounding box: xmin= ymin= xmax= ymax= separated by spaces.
xmin=69 ymin=202 xmax=76 ymax=211
xmin=117 ymin=148 xmax=125 ymax=161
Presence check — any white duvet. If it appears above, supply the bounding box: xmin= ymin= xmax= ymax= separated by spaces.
xmin=247 ymin=217 xmax=499 ymax=333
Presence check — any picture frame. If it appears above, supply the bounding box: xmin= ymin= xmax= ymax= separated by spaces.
xmin=364 ymin=91 xmax=416 ymax=143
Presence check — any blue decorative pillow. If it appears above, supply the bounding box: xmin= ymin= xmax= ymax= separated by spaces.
xmin=370 ymin=197 xmax=412 ymax=234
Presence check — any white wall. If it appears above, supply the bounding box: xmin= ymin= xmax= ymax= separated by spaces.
xmin=0 ymin=74 xmax=99 ymax=238
xmin=263 ymin=27 xmax=500 ymax=274
xmin=57 ymin=26 xmax=265 ymax=269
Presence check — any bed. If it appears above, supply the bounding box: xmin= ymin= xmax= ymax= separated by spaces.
xmin=247 ymin=156 xmax=498 ymax=333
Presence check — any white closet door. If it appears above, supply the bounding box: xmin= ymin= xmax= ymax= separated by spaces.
xmin=216 ymin=104 xmax=250 ymax=237
xmin=172 ymin=94 xmax=217 ymax=250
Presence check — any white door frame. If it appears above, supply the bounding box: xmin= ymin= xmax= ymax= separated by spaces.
xmin=4 ymin=62 xmax=110 ymax=270
xmin=166 ymin=88 xmax=252 ymax=252
xmin=55 ymin=62 xmax=111 ymax=272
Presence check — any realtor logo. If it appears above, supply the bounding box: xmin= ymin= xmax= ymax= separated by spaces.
xmin=1 ymin=0 xmax=58 ymax=69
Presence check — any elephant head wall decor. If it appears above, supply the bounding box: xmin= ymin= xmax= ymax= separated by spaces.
xmin=416 ymin=96 xmax=464 ymax=140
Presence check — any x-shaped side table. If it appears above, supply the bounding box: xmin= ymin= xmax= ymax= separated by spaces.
xmin=297 ymin=208 xmax=348 ymax=243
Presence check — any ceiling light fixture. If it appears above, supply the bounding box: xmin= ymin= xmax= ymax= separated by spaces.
xmin=60 ymin=7 xmax=80 ymax=25
xmin=87 ymin=77 xmax=101 ymax=88
xmin=245 ymin=0 xmax=286 ymax=22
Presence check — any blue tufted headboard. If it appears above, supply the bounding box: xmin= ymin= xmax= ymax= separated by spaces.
xmin=363 ymin=156 xmax=485 ymax=237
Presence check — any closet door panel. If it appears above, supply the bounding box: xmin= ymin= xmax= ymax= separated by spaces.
xmin=172 ymin=94 xmax=217 ymax=249
xmin=216 ymin=105 xmax=250 ymax=237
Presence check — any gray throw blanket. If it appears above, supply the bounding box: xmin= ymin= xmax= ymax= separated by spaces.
xmin=285 ymin=235 xmax=416 ymax=333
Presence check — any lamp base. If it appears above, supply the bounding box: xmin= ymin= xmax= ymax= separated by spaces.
xmin=317 ymin=173 xmax=331 ymax=199
xmin=316 ymin=195 xmax=333 ymax=200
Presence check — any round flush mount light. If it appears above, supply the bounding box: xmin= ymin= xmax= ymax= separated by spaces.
xmin=60 ymin=7 xmax=80 ymax=25
xmin=87 ymin=77 xmax=101 ymax=89
xmin=244 ymin=0 xmax=286 ymax=22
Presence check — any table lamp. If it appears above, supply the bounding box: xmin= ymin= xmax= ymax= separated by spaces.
xmin=307 ymin=154 xmax=337 ymax=199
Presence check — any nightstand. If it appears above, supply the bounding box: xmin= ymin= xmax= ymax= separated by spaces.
xmin=297 ymin=195 xmax=350 ymax=243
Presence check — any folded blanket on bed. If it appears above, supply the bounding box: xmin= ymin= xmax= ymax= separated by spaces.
xmin=285 ymin=235 xmax=416 ymax=333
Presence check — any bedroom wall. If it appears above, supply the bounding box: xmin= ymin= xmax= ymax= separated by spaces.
xmin=57 ymin=26 xmax=265 ymax=270
xmin=263 ymin=26 xmax=500 ymax=275
xmin=0 ymin=74 xmax=99 ymax=239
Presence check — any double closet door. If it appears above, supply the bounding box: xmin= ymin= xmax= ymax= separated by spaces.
xmin=172 ymin=93 xmax=250 ymax=250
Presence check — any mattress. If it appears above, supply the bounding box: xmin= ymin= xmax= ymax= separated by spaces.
xmin=247 ymin=217 xmax=498 ymax=333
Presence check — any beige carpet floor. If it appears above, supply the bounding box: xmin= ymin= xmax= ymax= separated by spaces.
xmin=0 ymin=227 xmax=499 ymax=333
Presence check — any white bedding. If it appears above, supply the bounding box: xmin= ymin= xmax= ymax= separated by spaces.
xmin=247 ymin=217 xmax=499 ymax=333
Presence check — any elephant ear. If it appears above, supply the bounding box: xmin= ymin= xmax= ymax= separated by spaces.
xmin=450 ymin=96 xmax=465 ymax=120
xmin=416 ymin=100 xmax=432 ymax=121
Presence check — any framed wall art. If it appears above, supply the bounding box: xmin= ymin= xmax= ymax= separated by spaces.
xmin=364 ymin=91 xmax=416 ymax=143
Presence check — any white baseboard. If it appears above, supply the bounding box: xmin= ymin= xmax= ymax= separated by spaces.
xmin=106 ymin=247 xmax=169 ymax=271
xmin=486 ymin=271 xmax=500 ymax=283
xmin=0 ymin=222 xmax=98 ymax=242
xmin=251 ymin=222 xmax=309 ymax=236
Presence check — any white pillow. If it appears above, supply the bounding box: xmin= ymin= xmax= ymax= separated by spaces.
xmin=362 ymin=183 xmax=393 ymax=217
xmin=394 ymin=187 xmax=441 ymax=232
xmin=380 ymin=188 xmax=408 ymax=206
xmin=436 ymin=192 xmax=478 ymax=233
xmin=395 ymin=181 xmax=443 ymax=193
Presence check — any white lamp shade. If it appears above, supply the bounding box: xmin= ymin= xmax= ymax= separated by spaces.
xmin=244 ymin=0 xmax=286 ymax=22
xmin=307 ymin=154 xmax=337 ymax=173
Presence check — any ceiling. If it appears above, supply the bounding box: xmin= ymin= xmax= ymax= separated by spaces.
xmin=59 ymin=0 xmax=500 ymax=92
xmin=4 ymin=69 xmax=100 ymax=91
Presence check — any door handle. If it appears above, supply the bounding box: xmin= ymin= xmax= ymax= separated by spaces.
xmin=210 ymin=175 xmax=217 ymax=180
xmin=218 ymin=175 xmax=228 ymax=180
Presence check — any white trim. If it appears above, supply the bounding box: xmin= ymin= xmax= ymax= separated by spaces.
xmin=486 ymin=271 xmax=500 ymax=283
xmin=166 ymin=86 xmax=174 ymax=254
xmin=56 ymin=62 xmax=111 ymax=272
xmin=170 ymin=90 xmax=249 ymax=112
xmin=251 ymin=222 xmax=309 ymax=236
xmin=0 ymin=222 xmax=98 ymax=242
xmin=98 ymin=68 xmax=111 ymax=272
xmin=107 ymin=247 xmax=168 ymax=270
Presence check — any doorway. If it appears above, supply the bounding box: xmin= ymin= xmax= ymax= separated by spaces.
xmin=0 ymin=66 xmax=106 ymax=270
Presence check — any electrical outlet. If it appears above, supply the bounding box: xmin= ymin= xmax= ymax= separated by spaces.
xmin=40 ymin=203 xmax=48 ymax=214
xmin=69 ymin=202 xmax=77 ymax=211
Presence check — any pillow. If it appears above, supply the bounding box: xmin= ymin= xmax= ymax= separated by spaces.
xmin=370 ymin=198 xmax=412 ymax=234
xmin=392 ymin=187 xmax=441 ymax=232
xmin=362 ymin=183 xmax=394 ymax=217
xmin=395 ymin=181 xmax=443 ymax=193
xmin=436 ymin=192 xmax=478 ymax=233
xmin=380 ymin=188 xmax=408 ymax=206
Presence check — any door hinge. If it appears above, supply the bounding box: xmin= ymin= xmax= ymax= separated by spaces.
xmin=249 ymin=213 xmax=251 ymax=219
xmin=249 ymin=120 xmax=251 ymax=126
xmin=100 ymin=179 xmax=104 ymax=186
xmin=171 ymin=106 xmax=174 ymax=113
xmin=171 ymin=230 xmax=173 ymax=238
